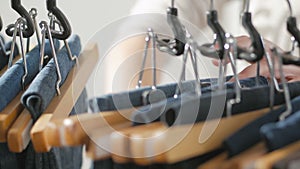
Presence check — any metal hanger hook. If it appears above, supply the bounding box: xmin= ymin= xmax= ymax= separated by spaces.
xmin=286 ymin=0 xmax=293 ymax=17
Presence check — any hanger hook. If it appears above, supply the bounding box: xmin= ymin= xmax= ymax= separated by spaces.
xmin=46 ymin=0 xmax=72 ymax=40
xmin=171 ymin=0 xmax=175 ymax=8
xmin=243 ymin=0 xmax=250 ymax=13
xmin=286 ymin=0 xmax=293 ymax=17
xmin=285 ymin=0 xmax=300 ymax=48
xmin=210 ymin=0 xmax=214 ymax=10
xmin=6 ymin=0 xmax=35 ymax=38
xmin=39 ymin=21 xmax=62 ymax=95
xmin=0 ymin=15 xmax=3 ymax=32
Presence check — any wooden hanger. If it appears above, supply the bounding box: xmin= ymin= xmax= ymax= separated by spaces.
xmin=0 ymin=91 xmax=24 ymax=142
xmin=124 ymin=108 xmax=269 ymax=166
xmin=0 ymin=55 xmax=28 ymax=142
xmin=198 ymin=143 xmax=266 ymax=169
xmin=200 ymin=141 xmax=300 ymax=169
xmin=83 ymin=107 xmax=269 ymax=166
xmin=33 ymin=107 xmax=133 ymax=150
xmin=7 ymin=43 xmax=99 ymax=152
xmin=254 ymin=141 xmax=300 ymax=169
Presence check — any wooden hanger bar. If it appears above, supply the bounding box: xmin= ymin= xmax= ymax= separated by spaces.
xmin=255 ymin=141 xmax=300 ymax=169
xmin=38 ymin=108 xmax=133 ymax=149
xmin=198 ymin=143 xmax=266 ymax=169
xmin=0 ymin=91 xmax=24 ymax=142
xmin=128 ymin=108 xmax=269 ymax=165
xmin=7 ymin=43 xmax=99 ymax=152
xmin=86 ymin=120 xmax=133 ymax=161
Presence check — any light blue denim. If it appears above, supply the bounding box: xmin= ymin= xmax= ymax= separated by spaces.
xmin=20 ymin=34 xmax=85 ymax=169
xmin=0 ymin=39 xmax=60 ymax=112
xmin=0 ymin=41 xmax=19 ymax=71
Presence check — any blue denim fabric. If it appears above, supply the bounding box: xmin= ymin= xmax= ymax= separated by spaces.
xmin=0 ymin=39 xmax=60 ymax=112
xmin=131 ymin=77 xmax=273 ymax=126
xmin=18 ymin=35 xmax=85 ymax=169
xmin=18 ymin=89 xmax=87 ymax=169
xmin=89 ymin=76 xmax=264 ymax=112
xmin=0 ymin=41 xmax=19 ymax=71
xmin=260 ymin=109 xmax=300 ymax=152
xmin=21 ymin=35 xmax=81 ymax=121
xmin=223 ymin=94 xmax=300 ymax=157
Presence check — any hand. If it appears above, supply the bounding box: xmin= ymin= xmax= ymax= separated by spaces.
xmin=212 ymin=36 xmax=300 ymax=82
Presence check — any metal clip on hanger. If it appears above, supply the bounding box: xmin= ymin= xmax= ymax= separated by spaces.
xmin=8 ymin=18 xmax=27 ymax=90
xmin=39 ymin=21 xmax=62 ymax=95
xmin=174 ymin=30 xmax=202 ymax=98
xmin=156 ymin=0 xmax=186 ymax=56
xmin=46 ymin=0 xmax=78 ymax=63
xmin=137 ymin=28 xmax=164 ymax=105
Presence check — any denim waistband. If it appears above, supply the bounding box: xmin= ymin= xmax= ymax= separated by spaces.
xmin=21 ymin=35 xmax=81 ymax=121
xmin=224 ymin=95 xmax=300 ymax=157
xmin=0 ymin=41 xmax=19 ymax=71
xmin=0 ymin=39 xmax=60 ymax=112
xmin=260 ymin=108 xmax=300 ymax=152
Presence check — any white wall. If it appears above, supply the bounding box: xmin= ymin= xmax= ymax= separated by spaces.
xmin=0 ymin=0 xmax=137 ymax=45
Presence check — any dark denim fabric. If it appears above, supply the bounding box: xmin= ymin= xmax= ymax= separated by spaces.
xmin=273 ymin=151 xmax=300 ymax=169
xmin=223 ymin=95 xmax=300 ymax=157
xmin=260 ymin=109 xmax=300 ymax=152
xmin=131 ymin=77 xmax=286 ymax=126
xmin=18 ymin=89 xmax=87 ymax=169
xmin=18 ymin=35 xmax=85 ymax=169
xmin=0 ymin=39 xmax=60 ymax=112
xmin=21 ymin=35 xmax=81 ymax=121
xmin=0 ymin=41 xmax=19 ymax=71
xmin=0 ymin=143 xmax=20 ymax=169
xmin=89 ymin=76 xmax=265 ymax=112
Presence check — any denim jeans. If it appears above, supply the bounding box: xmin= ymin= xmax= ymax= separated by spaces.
xmin=260 ymin=109 xmax=300 ymax=152
xmin=0 ymin=41 xmax=19 ymax=71
xmin=131 ymin=76 xmax=277 ymax=126
xmin=89 ymin=76 xmax=265 ymax=112
xmin=17 ymin=35 xmax=84 ymax=169
xmin=0 ymin=39 xmax=60 ymax=112
xmin=223 ymin=94 xmax=300 ymax=157
xmin=16 ymin=89 xmax=87 ymax=169
xmin=22 ymin=35 xmax=81 ymax=121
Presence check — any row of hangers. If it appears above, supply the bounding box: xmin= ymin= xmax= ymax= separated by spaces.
xmin=0 ymin=0 xmax=99 ymax=155
xmin=1 ymin=0 xmax=300 ymax=169
xmin=18 ymin=0 xmax=300 ymax=169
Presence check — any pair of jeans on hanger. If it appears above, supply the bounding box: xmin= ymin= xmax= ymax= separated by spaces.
xmin=91 ymin=76 xmax=268 ymax=169
xmin=260 ymin=104 xmax=300 ymax=151
xmin=90 ymin=76 xmax=267 ymax=112
xmin=0 ymin=39 xmax=60 ymax=169
xmin=0 ymin=37 xmax=19 ymax=71
xmin=132 ymin=76 xmax=278 ymax=126
xmin=0 ymin=39 xmax=60 ymax=111
xmin=223 ymin=91 xmax=300 ymax=157
xmin=17 ymin=34 xmax=86 ymax=169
